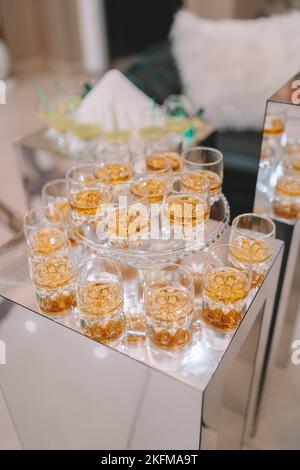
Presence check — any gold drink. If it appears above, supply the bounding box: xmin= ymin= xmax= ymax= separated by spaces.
xmin=164 ymin=194 xmax=209 ymax=230
xmin=263 ymin=118 xmax=285 ymax=137
xmin=96 ymin=163 xmax=133 ymax=184
xmin=33 ymin=257 xmax=76 ymax=289
xmin=164 ymin=152 xmax=183 ymax=172
xmin=273 ymin=176 xmax=300 ymax=220
xmin=125 ymin=314 xmax=147 ymax=345
xmin=201 ymin=171 xmax=222 ymax=195
xmin=230 ymin=237 xmax=272 ymax=288
xmin=146 ymin=154 xmax=171 ymax=173
xmin=69 ymin=188 xmax=111 ymax=217
xmin=203 ymin=268 xmax=250 ymax=333
xmin=37 ymin=288 xmax=76 ymax=315
xmin=146 ymin=284 xmax=193 ymax=350
xmin=31 ymin=228 xmax=65 ymax=255
xmin=78 ymin=281 xmax=125 ymax=343
xmin=181 ymin=173 xmax=210 ymax=194
xmin=131 ymin=178 xmax=168 ymax=203
xmin=32 ymin=253 xmax=77 ymax=316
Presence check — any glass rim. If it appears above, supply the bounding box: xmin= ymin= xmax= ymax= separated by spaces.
xmin=77 ymin=256 xmax=122 ymax=279
xmin=132 ymin=169 xmax=170 ymax=180
xmin=137 ymin=153 xmax=173 ymax=174
xmin=24 ymin=205 xmax=63 ymax=229
xmin=66 ymin=163 xmax=107 ymax=181
xmin=28 ymin=238 xmax=72 ymax=260
xmin=165 ymin=192 xmax=208 ymax=204
xmin=205 ymin=244 xmax=253 ymax=278
xmin=182 ymin=146 xmax=224 ymax=167
xmin=145 ymin=263 xmax=194 ymax=290
xmin=231 ymin=213 xmax=276 ymax=239
xmin=95 ymin=142 xmax=132 ymax=160
xmin=42 ymin=178 xmax=66 ymax=198
xmin=111 ymin=183 xmax=148 ymax=206
xmin=173 ymin=171 xmax=211 ymax=193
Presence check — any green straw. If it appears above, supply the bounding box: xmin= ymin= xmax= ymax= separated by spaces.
xmin=33 ymin=80 xmax=52 ymax=111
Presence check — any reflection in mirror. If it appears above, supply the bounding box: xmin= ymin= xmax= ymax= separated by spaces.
xmin=254 ymin=101 xmax=300 ymax=223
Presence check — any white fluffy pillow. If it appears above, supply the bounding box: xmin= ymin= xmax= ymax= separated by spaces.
xmin=171 ymin=9 xmax=300 ymax=130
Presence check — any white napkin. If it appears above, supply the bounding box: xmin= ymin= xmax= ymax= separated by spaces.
xmin=75 ymin=69 xmax=154 ymax=130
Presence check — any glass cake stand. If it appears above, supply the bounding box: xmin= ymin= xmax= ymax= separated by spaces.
xmin=74 ymin=194 xmax=230 ymax=269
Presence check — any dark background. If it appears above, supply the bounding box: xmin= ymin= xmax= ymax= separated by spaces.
xmin=104 ymin=0 xmax=183 ymax=59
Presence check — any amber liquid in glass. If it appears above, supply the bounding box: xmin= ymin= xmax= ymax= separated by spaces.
xmin=31 ymin=228 xmax=65 ymax=255
xmin=146 ymin=154 xmax=170 ymax=173
xmin=273 ymin=177 xmax=300 ymax=220
xmin=38 ymin=289 xmax=76 ymax=315
xmin=230 ymin=237 xmax=272 ymax=288
xmin=203 ymin=268 xmax=250 ymax=333
xmin=164 ymin=152 xmax=182 ymax=172
xmin=96 ymin=163 xmax=133 ymax=184
xmin=33 ymin=257 xmax=77 ymax=315
xmin=106 ymin=207 xmax=149 ymax=239
xmin=125 ymin=314 xmax=147 ymax=345
xmin=181 ymin=173 xmax=209 ymax=194
xmin=82 ymin=318 xmax=125 ymax=343
xmin=201 ymin=171 xmax=222 ymax=195
xmin=53 ymin=201 xmax=69 ymax=222
xmin=131 ymin=178 xmax=167 ymax=203
xmin=78 ymin=281 xmax=125 ymax=343
xmin=166 ymin=195 xmax=209 ymax=228
xmin=146 ymin=284 xmax=193 ymax=350
xmin=263 ymin=118 xmax=285 ymax=137
xmin=34 ymin=257 xmax=76 ymax=289
xmin=69 ymin=188 xmax=111 ymax=216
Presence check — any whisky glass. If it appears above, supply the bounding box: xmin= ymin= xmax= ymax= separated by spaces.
xmin=104 ymin=187 xmax=150 ymax=249
xmin=144 ymin=134 xmax=183 ymax=172
xmin=287 ymin=138 xmax=300 ymax=157
xmin=24 ymin=206 xmax=66 ymax=256
xmin=77 ymin=257 xmax=125 ymax=344
xmin=42 ymin=178 xmax=78 ymax=246
xmin=162 ymin=192 xmax=209 ymax=240
xmin=66 ymin=163 xmax=112 ymax=223
xmin=130 ymin=171 xmax=170 ymax=204
xmin=95 ymin=141 xmax=134 ymax=184
xmin=28 ymin=241 xmax=77 ymax=316
xmin=134 ymin=153 xmax=172 ymax=176
xmin=182 ymin=147 xmax=224 ymax=202
xmin=42 ymin=179 xmax=69 ymax=222
xmin=229 ymin=213 xmax=275 ymax=289
xmin=145 ymin=264 xmax=194 ymax=350
xmin=202 ymin=244 xmax=252 ymax=349
xmin=263 ymin=110 xmax=286 ymax=138
xmin=283 ymin=155 xmax=300 ymax=176
xmin=273 ymin=175 xmax=300 ymax=221
xmin=172 ymin=172 xmax=211 ymax=198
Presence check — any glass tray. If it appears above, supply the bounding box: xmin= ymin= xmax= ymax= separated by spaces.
xmin=74 ymin=194 xmax=230 ymax=269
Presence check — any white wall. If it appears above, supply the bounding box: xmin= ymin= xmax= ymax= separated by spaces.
xmin=76 ymin=0 xmax=109 ymax=74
